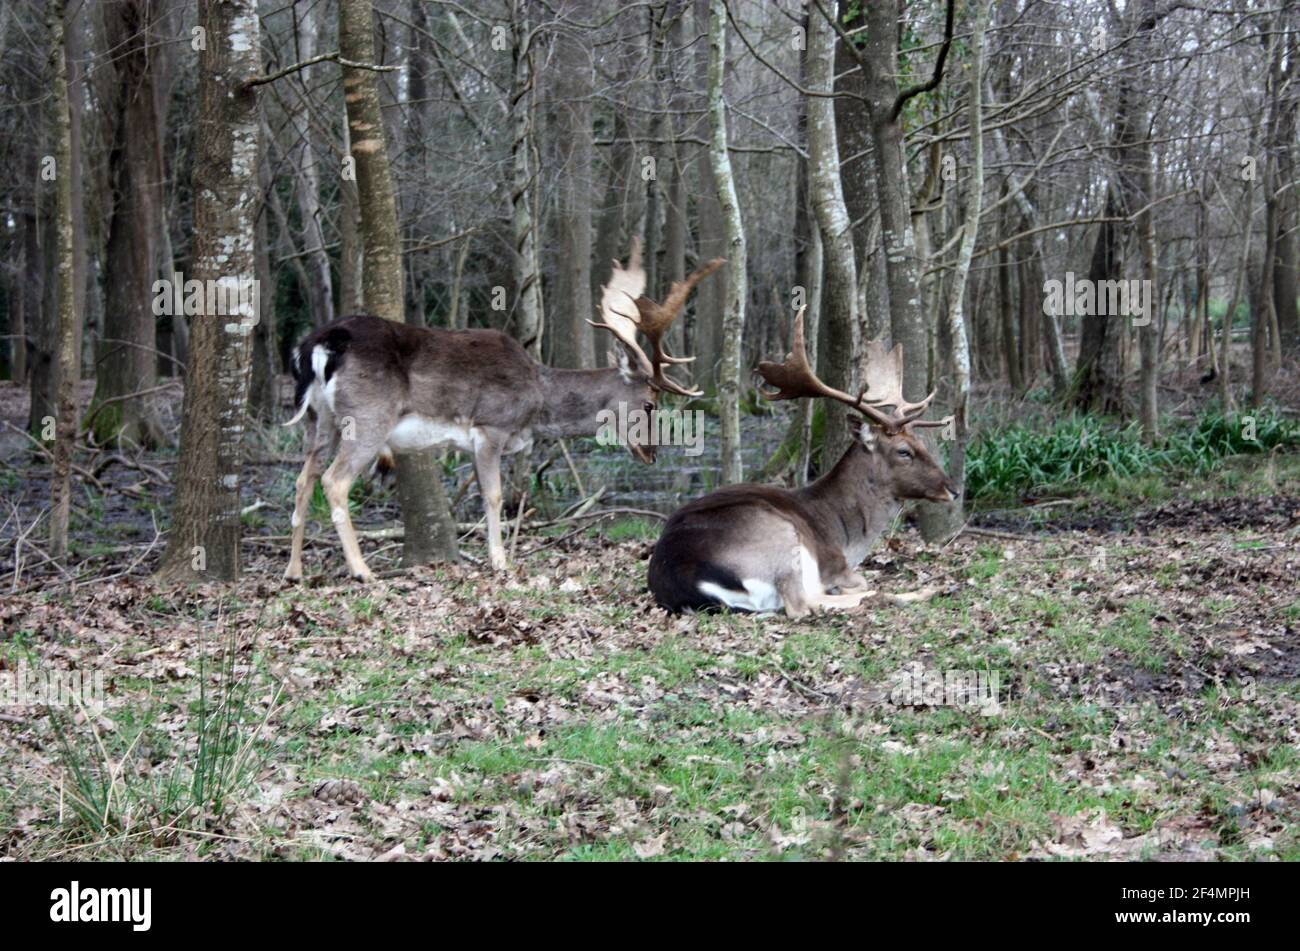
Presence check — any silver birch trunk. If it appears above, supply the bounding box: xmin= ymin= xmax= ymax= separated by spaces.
xmin=156 ymin=0 xmax=260 ymax=581
xmin=706 ymin=0 xmax=745 ymax=485
xmin=919 ymin=1 xmax=987 ymax=542
xmin=806 ymin=3 xmax=859 ymax=464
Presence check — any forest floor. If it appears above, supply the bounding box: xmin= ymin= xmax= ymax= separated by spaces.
xmin=1 ymin=431 xmax=1298 ymax=860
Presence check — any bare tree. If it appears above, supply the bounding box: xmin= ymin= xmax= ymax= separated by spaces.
xmin=706 ymin=0 xmax=745 ymax=484
xmin=510 ymin=1 xmax=545 ymax=358
xmin=805 ymin=1 xmax=858 ymax=464
xmin=89 ymin=0 xmax=167 ymax=447
xmin=551 ymin=15 xmax=595 ymax=369
xmin=338 ymin=0 xmax=459 ymax=566
xmin=47 ymin=0 xmax=80 ymax=560
xmin=156 ymin=0 xmax=261 ymax=581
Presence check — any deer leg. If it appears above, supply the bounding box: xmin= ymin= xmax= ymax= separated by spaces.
xmin=777 ymin=551 xmax=873 ymax=617
xmin=285 ymin=415 xmax=333 ymax=582
xmin=808 ymin=590 xmax=874 ymax=612
xmin=472 ymin=442 xmax=507 ymax=570
xmin=775 ymin=543 xmax=821 ymax=618
xmin=285 ymin=451 xmax=322 ymax=581
xmin=321 ymin=453 xmax=374 ymax=583
xmin=827 ymin=570 xmax=871 ymax=593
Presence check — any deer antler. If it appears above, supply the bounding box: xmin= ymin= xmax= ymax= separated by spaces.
xmin=757 ymin=309 xmax=943 ymax=433
xmin=589 ymin=239 xmax=721 ymax=398
xmin=860 ymin=340 xmax=936 ymax=425
xmin=589 ymin=237 xmax=654 ymax=376
xmin=632 ymin=257 xmax=724 ymax=396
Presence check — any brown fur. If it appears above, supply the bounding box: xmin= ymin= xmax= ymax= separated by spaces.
xmin=285 ymin=315 xmax=660 ymax=581
xmin=648 ymin=426 xmax=957 ymax=615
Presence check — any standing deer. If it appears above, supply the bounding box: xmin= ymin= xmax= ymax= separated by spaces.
xmin=284 ymin=240 xmax=722 ymax=581
xmin=648 ymin=308 xmax=957 ymax=617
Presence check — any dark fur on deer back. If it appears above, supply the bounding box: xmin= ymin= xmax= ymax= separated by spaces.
xmin=288 ymin=314 xmax=639 ymax=440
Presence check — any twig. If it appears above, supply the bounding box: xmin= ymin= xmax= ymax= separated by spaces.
xmin=959 ymin=526 xmax=1037 ymax=542
xmin=558 ymin=439 xmax=586 ymax=498
xmin=242 ymin=52 xmax=397 ymax=89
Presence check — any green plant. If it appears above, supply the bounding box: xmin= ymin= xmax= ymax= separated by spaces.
xmin=47 ymin=626 xmax=278 ymax=851
xmin=964 ymin=410 xmax=1300 ymax=501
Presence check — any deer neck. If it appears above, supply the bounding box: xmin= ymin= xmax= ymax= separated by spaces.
xmin=534 ymin=366 xmax=626 ymax=438
xmin=798 ymin=441 xmax=902 ymax=568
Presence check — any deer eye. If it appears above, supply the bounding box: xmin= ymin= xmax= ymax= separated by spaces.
xmin=897 ymin=448 xmax=912 ymax=459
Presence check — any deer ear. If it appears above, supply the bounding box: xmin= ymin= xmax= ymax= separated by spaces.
xmin=856 ymin=418 xmax=879 ymax=450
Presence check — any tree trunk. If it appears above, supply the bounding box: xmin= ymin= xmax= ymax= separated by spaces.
xmin=47 ymin=0 xmax=80 ymax=560
xmin=1073 ymin=190 xmax=1125 ymax=414
xmin=1135 ymin=7 xmax=1161 ymax=441
xmin=1220 ymin=178 xmax=1258 ymax=413
xmin=155 ymin=0 xmax=261 ymax=582
xmin=339 ymin=0 xmax=458 ymax=566
xmin=919 ymin=0 xmax=987 ymax=543
xmin=290 ymin=0 xmax=335 ymax=328
xmin=338 ymin=121 xmax=364 ymax=316
xmin=551 ymin=18 xmax=594 ymax=369
xmin=1074 ymin=1 xmax=1161 ymax=416
xmin=509 ymin=3 xmax=544 ymax=358
xmin=591 ymin=17 xmax=641 ymax=368
xmin=24 ymin=202 xmax=50 ymax=433
xmin=91 ymin=0 xmax=167 ymax=447
xmin=859 ymin=0 xmax=927 ymax=406
xmin=806 ymin=3 xmax=859 ymax=465
xmin=1272 ymin=12 xmax=1299 ymax=356
xmin=998 ymin=218 xmax=1023 ymax=392
xmin=250 ymin=126 xmax=279 ymax=422
xmin=706 ymin=0 xmax=745 ymax=485
xmin=9 ymin=248 xmax=26 ymax=384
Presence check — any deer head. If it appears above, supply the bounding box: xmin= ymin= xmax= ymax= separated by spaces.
xmin=757 ymin=308 xmax=958 ymax=503
xmin=589 ymin=238 xmax=723 ymax=463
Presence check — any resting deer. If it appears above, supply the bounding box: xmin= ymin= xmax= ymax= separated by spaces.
xmin=648 ymin=308 xmax=957 ymax=617
xmin=284 ymin=239 xmax=722 ymax=581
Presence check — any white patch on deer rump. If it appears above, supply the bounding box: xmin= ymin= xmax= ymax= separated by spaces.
xmin=698 ymin=544 xmax=821 ymax=612
xmin=697 ymin=578 xmax=782 ymax=613
xmin=306 ymin=344 xmax=338 ymax=412
xmin=386 ymin=414 xmax=476 ymax=453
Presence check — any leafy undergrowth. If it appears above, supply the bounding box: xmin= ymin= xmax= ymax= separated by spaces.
xmin=1 ymin=468 xmax=1298 ymax=861
xmin=965 ymin=409 xmax=1300 ymax=503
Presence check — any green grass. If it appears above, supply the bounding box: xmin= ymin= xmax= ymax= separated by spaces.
xmin=41 ymin=623 xmax=277 ymax=854
xmin=3 ymin=429 xmax=1296 ymax=861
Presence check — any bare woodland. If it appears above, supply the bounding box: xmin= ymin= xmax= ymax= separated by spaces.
xmin=2 ymin=0 xmax=1297 ymax=569
xmin=0 ymin=0 xmax=1298 ymax=864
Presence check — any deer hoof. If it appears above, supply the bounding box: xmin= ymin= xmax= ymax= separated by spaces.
xmin=283 ymin=566 xmax=303 ymax=583
xmin=351 ymin=567 xmax=375 ymax=584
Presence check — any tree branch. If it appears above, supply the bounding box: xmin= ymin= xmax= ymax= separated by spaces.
xmin=891 ymin=0 xmax=957 ymax=122
xmin=242 ymin=52 xmax=397 ymax=90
